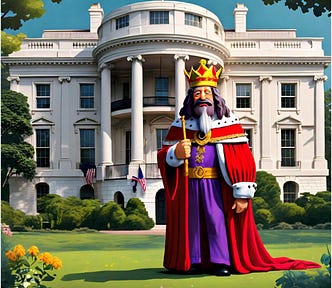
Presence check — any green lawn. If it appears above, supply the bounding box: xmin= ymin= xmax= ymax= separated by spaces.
xmin=4 ymin=230 xmax=330 ymax=288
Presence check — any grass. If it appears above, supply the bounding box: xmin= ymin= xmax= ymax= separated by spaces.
xmin=3 ymin=230 xmax=330 ymax=288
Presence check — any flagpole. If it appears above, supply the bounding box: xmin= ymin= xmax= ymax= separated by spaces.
xmin=181 ymin=116 xmax=189 ymax=176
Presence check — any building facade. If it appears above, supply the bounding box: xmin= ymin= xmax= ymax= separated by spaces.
xmin=3 ymin=1 xmax=329 ymax=223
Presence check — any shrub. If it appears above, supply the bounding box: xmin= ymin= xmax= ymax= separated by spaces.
xmin=254 ymin=208 xmax=274 ymax=228
xmin=1 ymin=201 xmax=25 ymax=230
xmin=304 ymin=200 xmax=331 ymax=226
xmin=316 ymin=191 xmax=331 ymax=202
xmin=97 ymin=201 xmax=126 ymax=230
xmin=252 ymin=197 xmax=269 ymax=211
xmin=313 ymin=223 xmax=331 ymax=230
xmin=24 ymin=215 xmax=42 ymax=230
xmin=291 ymin=222 xmax=311 ymax=230
xmin=272 ymin=203 xmax=305 ymax=224
xmin=270 ymin=222 xmax=293 ymax=230
xmin=124 ymin=198 xmax=154 ymax=230
xmin=123 ymin=214 xmax=148 ymax=230
xmin=275 ymin=247 xmax=331 ymax=288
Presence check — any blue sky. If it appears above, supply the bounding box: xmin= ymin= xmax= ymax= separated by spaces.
xmin=11 ymin=0 xmax=331 ymax=89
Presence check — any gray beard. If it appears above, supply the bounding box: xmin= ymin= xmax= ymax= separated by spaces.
xmin=198 ymin=107 xmax=212 ymax=134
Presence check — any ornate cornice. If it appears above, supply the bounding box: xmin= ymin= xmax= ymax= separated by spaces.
xmin=2 ymin=57 xmax=95 ymax=66
xmin=226 ymin=56 xmax=331 ymax=66
xmin=93 ymin=34 xmax=230 ymax=60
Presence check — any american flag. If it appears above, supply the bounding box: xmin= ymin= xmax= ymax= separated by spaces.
xmin=132 ymin=165 xmax=146 ymax=192
xmin=85 ymin=168 xmax=95 ymax=186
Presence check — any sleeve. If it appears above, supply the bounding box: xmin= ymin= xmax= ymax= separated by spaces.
xmin=218 ymin=142 xmax=257 ymax=199
xmin=166 ymin=143 xmax=184 ymax=167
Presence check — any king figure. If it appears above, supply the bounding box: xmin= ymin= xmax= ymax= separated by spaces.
xmin=157 ymin=59 xmax=320 ymax=276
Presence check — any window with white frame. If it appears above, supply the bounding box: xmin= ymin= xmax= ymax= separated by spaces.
xmin=281 ymin=129 xmax=296 ymax=167
xmin=116 ymin=15 xmax=129 ymax=29
xmin=281 ymin=83 xmax=296 ymax=108
xmin=36 ymin=129 xmax=50 ymax=167
xmin=236 ymin=83 xmax=251 ymax=108
xmin=185 ymin=13 xmax=202 ymax=27
xmin=36 ymin=84 xmax=50 ymax=109
xmin=80 ymin=83 xmax=94 ymax=109
xmin=150 ymin=11 xmax=169 ymax=24
xmin=156 ymin=129 xmax=168 ymax=151
xmin=80 ymin=129 xmax=95 ymax=165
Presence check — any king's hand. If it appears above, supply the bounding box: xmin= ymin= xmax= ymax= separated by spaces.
xmin=175 ymin=139 xmax=191 ymax=159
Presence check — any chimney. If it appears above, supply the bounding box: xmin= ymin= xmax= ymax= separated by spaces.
xmin=89 ymin=3 xmax=104 ymax=33
xmin=233 ymin=3 xmax=248 ymax=33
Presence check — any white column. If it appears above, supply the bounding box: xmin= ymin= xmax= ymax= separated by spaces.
xmin=174 ymin=54 xmax=189 ymax=118
xmin=58 ymin=76 xmax=71 ymax=169
xmin=313 ymin=75 xmax=328 ymax=169
xmin=7 ymin=76 xmax=20 ymax=92
xmin=100 ymin=64 xmax=113 ymax=167
xmin=127 ymin=55 xmax=144 ymax=163
xmin=259 ymin=76 xmax=273 ymax=169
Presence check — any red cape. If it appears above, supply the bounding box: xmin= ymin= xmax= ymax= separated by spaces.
xmin=157 ymin=124 xmax=321 ymax=274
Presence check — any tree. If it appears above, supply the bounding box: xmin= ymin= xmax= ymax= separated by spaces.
xmin=255 ymin=171 xmax=282 ymax=209
xmin=1 ymin=90 xmax=36 ymax=192
xmin=263 ymin=0 xmax=331 ymax=17
xmin=1 ymin=0 xmax=62 ymax=55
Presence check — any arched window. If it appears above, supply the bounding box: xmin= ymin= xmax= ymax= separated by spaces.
xmin=80 ymin=185 xmax=94 ymax=200
xmin=36 ymin=183 xmax=50 ymax=213
xmin=283 ymin=181 xmax=298 ymax=203
xmin=114 ymin=191 xmax=124 ymax=208
xmin=155 ymin=189 xmax=166 ymax=225
xmin=36 ymin=183 xmax=49 ymax=198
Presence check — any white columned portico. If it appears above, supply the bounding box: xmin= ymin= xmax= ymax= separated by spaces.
xmin=58 ymin=76 xmax=71 ymax=169
xmin=127 ymin=55 xmax=144 ymax=164
xmin=259 ymin=76 xmax=273 ymax=169
xmin=174 ymin=54 xmax=189 ymax=117
xmin=313 ymin=75 xmax=328 ymax=169
xmin=98 ymin=63 xmax=113 ymax=180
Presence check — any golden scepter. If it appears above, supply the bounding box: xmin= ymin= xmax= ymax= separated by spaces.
xmin=181 ymin=116 xmax=189 ymax=176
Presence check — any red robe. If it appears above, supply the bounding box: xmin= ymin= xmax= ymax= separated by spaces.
xmin=157 ymin=119 xmax=320 ymax=274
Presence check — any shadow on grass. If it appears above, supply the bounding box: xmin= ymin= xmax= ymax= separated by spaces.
xmin=61 ymin=268 xmax=208 ymax=283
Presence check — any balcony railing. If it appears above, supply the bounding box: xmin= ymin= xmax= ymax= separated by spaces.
xmin=104 ymin=163 xmax=161 ymax=179
xmin=105 ymin=164 xmax=128 ymax=179
xmin=111 ymin=96 xmax=175 ymax=112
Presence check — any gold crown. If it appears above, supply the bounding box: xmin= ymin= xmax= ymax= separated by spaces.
xmin=184 ymin=59 xmax=222 ymax=88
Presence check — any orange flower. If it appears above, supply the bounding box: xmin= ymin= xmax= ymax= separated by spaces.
xmin=5 ymin=250 xmax=18 ymax=262
xmin=13 ymin=244 xmax=25 ymax=257
xmin=39 ymin=252 xmax=53 ymax=265
xmin=51 ymin=256 xmax=63 ymax=270
xmin=28 ymin=245 xmax=39 ymax=257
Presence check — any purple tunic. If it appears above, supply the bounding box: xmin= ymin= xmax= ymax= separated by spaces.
xmin=188 ymin=144 xmax=230 ymax=265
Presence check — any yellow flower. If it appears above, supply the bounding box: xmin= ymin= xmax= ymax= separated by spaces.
xmin=13 ymin=244 xmax=25 ymax=257
xmin=51 ymin=256 xmax=63 ymax=270
xmin=39 ymin=252 xmax=53 ymax=265
xmin=5 ymin=250 xmax=18 ymax=262
xmin=28 ymin=245 xmax=39 ymax=257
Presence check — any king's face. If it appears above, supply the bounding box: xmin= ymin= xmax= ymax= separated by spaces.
xmin=193 ymin=86 xmax=215 ymax=117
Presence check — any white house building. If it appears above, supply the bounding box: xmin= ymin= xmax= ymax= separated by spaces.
xmin=3 ymin=1 xmax=330 ymax=224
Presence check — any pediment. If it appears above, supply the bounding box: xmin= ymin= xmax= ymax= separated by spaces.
xmin=74 ymin=118 xmax=99 ymax=125
xmin=239 ymin=116 xmax=257 ymax=125
xmin=275 ymin=116 xmax=302 ymax=133
xmin=275 ymin=116 xmax=302 ymax=126
xmin=32 ymin=117 xmax=54 ymax=126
